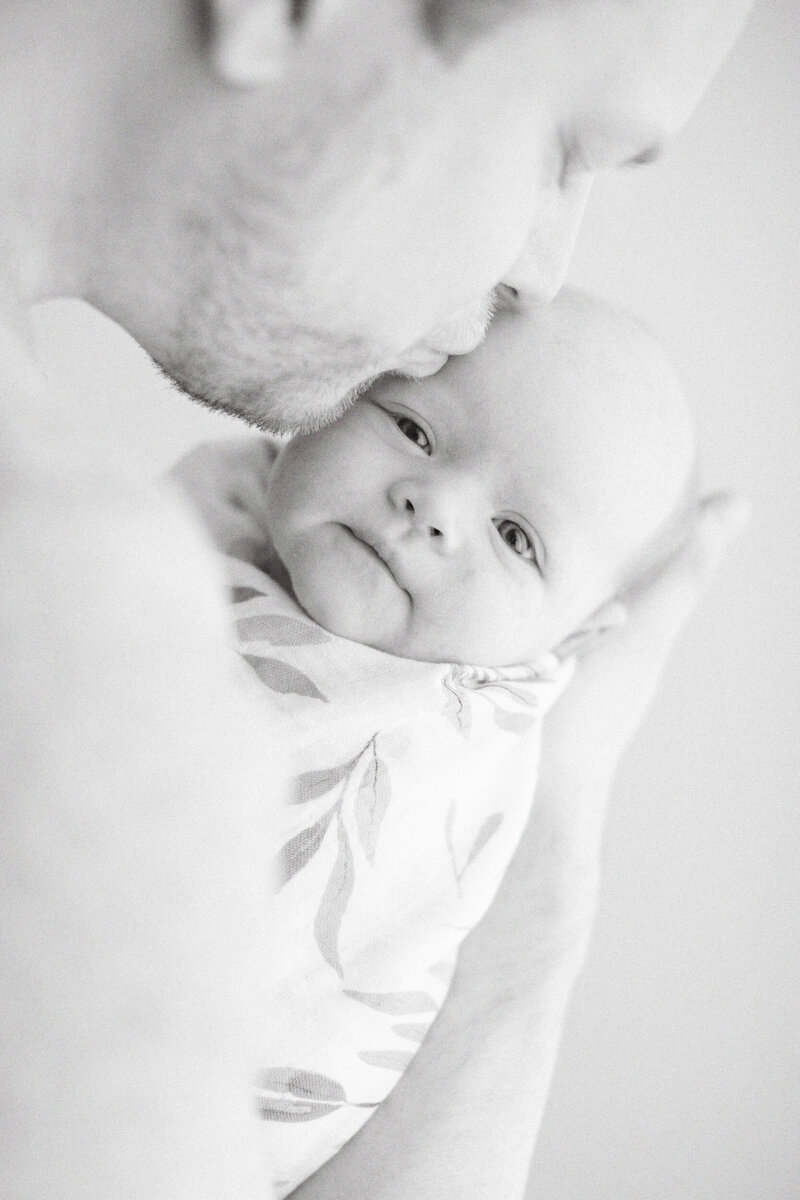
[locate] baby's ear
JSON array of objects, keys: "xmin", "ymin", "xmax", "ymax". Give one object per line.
[{"xmin": 552, "ymin": 599, "xmax": 628, "ymax": 661}]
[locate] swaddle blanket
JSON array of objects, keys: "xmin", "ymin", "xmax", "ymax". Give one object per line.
[{"xmin": 228, "ymin": 557, "xmax": 572, "ymax": 1197}]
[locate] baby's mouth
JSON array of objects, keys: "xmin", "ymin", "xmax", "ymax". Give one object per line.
[
  {"xmin": 343, "ymin": 525, "xmax": 391, "ymax": 572},
  {"xmin": 342, "ymin": 526, "xmax": 407, "ymax": 594}
]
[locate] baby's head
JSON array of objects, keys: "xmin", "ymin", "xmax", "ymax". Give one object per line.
[{"xmin": 265, "ymin": 289, "xmax": 697, "ymax": 666}]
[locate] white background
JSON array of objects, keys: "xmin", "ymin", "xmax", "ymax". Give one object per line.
[
  {"xmin": 31, "ymin": 2, "xmax": 799, "ymax": 1196},
  {"xmin": 534, "ymin": 3, "xmax": 800, "ymax": 1196}
]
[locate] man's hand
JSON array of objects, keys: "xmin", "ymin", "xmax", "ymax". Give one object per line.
[{"xmin": 540, "ymin": 491, "xmax": 750, "ymax": 813}]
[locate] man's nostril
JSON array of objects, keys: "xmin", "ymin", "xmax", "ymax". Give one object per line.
[
  {"xmin": 429, "ymin": 526, "xmax": 442, "ymax": 538},
  {"xmin": 405, "ymin": 498, "xmax": 415, "ymax": 513}
]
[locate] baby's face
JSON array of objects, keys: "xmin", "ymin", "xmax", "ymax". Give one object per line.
[{"xmin": 266, "ymin": 298, "xmax": 692, "ymax": 665}]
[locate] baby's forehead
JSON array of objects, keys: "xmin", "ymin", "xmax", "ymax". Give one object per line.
[
  {"xmin": 454, "ymin": 294, "xmax": 687, "ymax": 442},
  {"xmin": 439, "ymin": 315, "xmax": 619, "ymax": 447},
  {"xmin": 445, "ymin": 295, "xmax": 691, "ymax": 524}
]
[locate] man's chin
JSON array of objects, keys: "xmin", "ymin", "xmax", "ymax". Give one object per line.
[
  {"xmin": 261, "ymin": 374, "xmax": 379, "ymax": 436},
  {"xmin": 153, "ymin": 357, "xmax": 378, "ymax": 437}
]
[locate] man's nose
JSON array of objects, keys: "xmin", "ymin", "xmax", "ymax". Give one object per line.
[
  {"xmin": 388, "ymin": 479, "xmax": 463, "ymax": 551},
  {"xmin": 503, "ymin": 173, "xmax": 594, "ymax": 304}
]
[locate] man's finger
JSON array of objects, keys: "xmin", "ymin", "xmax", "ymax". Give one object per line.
[{"xmin": 621, "ymin": 491, "xmax": 750, "ymax": 653}]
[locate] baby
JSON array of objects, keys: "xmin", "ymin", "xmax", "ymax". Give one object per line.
[
  {"xmin": 169, "ymin": 288, "xmax": 696, "ymax": 1197},
  {"xmin": 178, "ymin": 287, "xmax": 695, "ymax": 668}
]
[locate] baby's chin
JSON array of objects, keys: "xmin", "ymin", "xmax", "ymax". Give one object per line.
[
  {"xmin": 382, "ymin": 613, "xmax": 550, "ymax": 668},
  {"xmin": 299, "ymin": 595, "xmax": 546, "ymax": 667},
  {"xmin": 292, "ymin": 586, "xmax": 440, "ymax": 663},
  {"xmin": 289, "ymin": 579, "xmax": 412, "ymax": 659},
  {"xmin": 289, "ymin": 556, "xmax": 550, "ymax": 666}
]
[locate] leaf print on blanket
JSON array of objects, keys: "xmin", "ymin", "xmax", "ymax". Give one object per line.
[
  {"xmin": 391, "ymin": 1022, "xmax": 429, "ymax": 1043},
  {"xmin": 284, "ymin": 737, "xmax": 396, "ymax": 972},
  {"xmin": 292, "ymin": 755, "xmax": 360, "ymax": 805},
  {"xmin": 236, "ymin": 612, "xmax": 331, "ymax": 646},
  {"xmin": 446, "ymin": 801, "xmax": 505, "ymax": 891},
  {"xmin": 343, "ymin": 989, "xmax": 439, "ymax": 1015},
  {"xmin": 358, "ymin": 1049, "xmax": 416, "ymax": 1072},
  {"xmin": 427, "ymin": 957, "xmax": 456, "ymax": 985},
  {"xmin": 242, "ymin": 654, "xmax": 327, "ymax": 701},
  {"xmin": 278, "ymin": 739, "xmax": 383, "ymax": 902},
  {"xmin": 354, "ymin": 744, "xmax": 391, "ymax": 864},
  {"xmin": 314, "ymin": 812, "xmax": 355, "ymax": 977},
  {"xmin": 465, "ymin": 812, "xmax": 504, "ymax": 870},
  {"xmin": 255, "ymin": 1068, "xmax": 379, "ymax": 1123},
  {"xmin": 279, "ymin": 807, "xmax": 337, "ymax": 885},
  {"xmin": 277, "ymin": 756, "xmax": 359, "ymax": 884},
  {"xmin": 345, "ymin": 991, "xmax": 441, "ymax": 1084},
  {"xmin": 485, "ymin": 680, "xmax": 542, "ymax": 706},
  {"xmin": 491, "ymin": 706, "xmax": 537, "ymax": 735}
]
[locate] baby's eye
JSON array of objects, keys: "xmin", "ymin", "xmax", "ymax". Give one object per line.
[
  {"xmin": 494, "ymin": 517, "xmax": 537, "ymax": 564},
  {"xmin": 394, "ymin": 415, "xmax": 431, "ymax": 454}
]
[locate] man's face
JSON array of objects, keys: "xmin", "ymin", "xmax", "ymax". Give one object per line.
[{"xmin": 105, "ymin": 0, "xmax": 750, "ymax": 432}]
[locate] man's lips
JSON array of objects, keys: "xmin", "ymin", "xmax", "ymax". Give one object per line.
[{"xmin": 391, "ymin": 302, "xmax": 493, "ymax": 378}]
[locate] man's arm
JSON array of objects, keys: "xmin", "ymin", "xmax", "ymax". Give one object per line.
[
  {"xmin": 0, "ymin": 433, "xmax": 278, "ymax": 1200},
  {"xmin": 290, "ymin": 493, "xmax": 748, "ymax": 1200}
]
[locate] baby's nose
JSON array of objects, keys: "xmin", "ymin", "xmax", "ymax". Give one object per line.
[
  {"xmin": 402, "ymin": 495, "xmax": 443, "ymax": 540},
  {"xmin": 390, "ymin": 481, "xmax": 461, "ymax": 549}
]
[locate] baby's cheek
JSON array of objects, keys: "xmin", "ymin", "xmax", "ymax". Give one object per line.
[
  {"xmin": 507, "ymin": 591, "xmax": 552, "ymax": 662},
  {"xmin": 466, "ymin": 574, "xmax": 542, "ymax": 664},
  {"xmin": 402, "ymin": 588, "xmax": 477, "ymax": 663},
  {"xmin": 292, "ymin": 532, "xmax": 407, "ymax": 652}
]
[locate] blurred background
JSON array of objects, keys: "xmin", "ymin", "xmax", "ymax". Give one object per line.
[{"xmin": 31, "ymin": 2, "xmax": 798, "ymax": 1196}]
